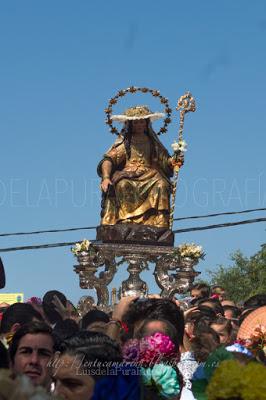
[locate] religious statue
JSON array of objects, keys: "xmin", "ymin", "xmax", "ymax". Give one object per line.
[
  {"xmin": 98, "ymin": 105, "xmax": 176, "ymax": 228},
  {"xmin": 72, "ymin": 87, "xmax": 200, "ymax": 305}
]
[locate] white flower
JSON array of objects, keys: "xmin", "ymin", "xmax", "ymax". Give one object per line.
[
  {"xmin": 178, "ymin": 140, "xmax": 187, "ymax": 152},
  {"xmin": 81, "ymin": 239, "xmax": 91, "ymax": 250},
  {"xmin": 195, "ymin": 245, "xmax": 202, "ymax": 252},
  {"xmin": 75, "ymin": 243, "xmax": 82, "ymax": 252},
  {"xmin": 171, "ymin": 140, "xmax": 187, "ymax": 153},
  {"xmin": 171, "ymin": 141, "xmax": 180, "ymax": 152},
  {"xmin": 177, "ymin": 242, "xmax": 204, "ymax": 259},
  {"xmin": 72, "ymin": 239, "xmax": 93, "ymax": 255}
]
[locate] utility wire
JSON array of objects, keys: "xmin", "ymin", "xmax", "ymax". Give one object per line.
[
  {"xmin": 172, "ymin": 217, "xmax": 266, "ymax": 234},
  {"xmin": 0, "ymin": 207, "xmax": 265, "ymax": 238},
  {"xmin": 0, "ymin": 241, "xmax": 82, "ymax": 253},
  {"xmin": 174, "ymin": 207, "xmax": 266, "ymax": 222},
  {"xmin": 0, "ymin": 217, "xmax": 265, "ymax": 253},
  {"xmin": 0, "ymin": 225, "xmax": 97, "ymax": 238}
]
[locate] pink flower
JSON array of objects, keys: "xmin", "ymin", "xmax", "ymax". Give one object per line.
[
  {"xmin": 122, "ymin": 339, "xmax": 141, "ymax": 362},
  {"xmin": 139, "ymin": 333, "xmax": 176, "ymax": 365},
  {"xmin": 26, "ymin": 297, "xmax": 42, "ymax": 305}
]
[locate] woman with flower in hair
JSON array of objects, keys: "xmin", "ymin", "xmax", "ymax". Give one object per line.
[
  {"xmin": 98, "ymin": 106, "xmax": 178, "ymax": 228},
  {"xmin": 122, "ymin": 328, "xmax": 183, "ymax": 399}
]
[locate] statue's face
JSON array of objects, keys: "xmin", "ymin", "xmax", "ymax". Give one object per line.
[{"xmin": 132, "ymin": 119, "xmax": 147, "ymax": 135}]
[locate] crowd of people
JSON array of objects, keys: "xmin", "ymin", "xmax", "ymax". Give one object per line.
[{"xmin": 0, "ymin": 285, "xmax": 265, "ymax": 399}]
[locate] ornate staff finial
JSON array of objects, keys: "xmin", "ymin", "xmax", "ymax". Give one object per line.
[
  {"xmin": 169, "ymin": 92, "xmax": 196, "ymax": 230},
  {"xmin": 176, "ymin": 92, "xmax": 196, "ymax": 141}
]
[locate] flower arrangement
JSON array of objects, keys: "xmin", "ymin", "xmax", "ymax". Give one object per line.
[
  {"xmin": 141, "ymin": 364, "xmax": 181, "ymax": 399},
  {"xmin": 122, "ymin": 338, "xmax": 141, "ymax": 362},
  {"xmin": 140, "ymin": 332, "xmax": 176, "ymax": 364},
  {"xmin": 177, "ymin": 243, "xmax": 205, "ymax": 260},
  {"xmin": 237, "ymin": 324, "xmax": 266, "ymax": 357},
  {"xmin": 171, "ymin": 139, "xmax": 187, "ymax": 153},
  {"xmin": 71, "ymin": 239, "xmax": 93, "ymax": 256},
  {"xmin": 170, "ymin": 140, "xmax": 187, "ymax": 173},
  {"xmin": 122, "ymin": 333, "xmax": 181, "ymax": 399},
  {"xmin": 122, "ymin": 332, "xmax": 177, "ymax": 364},
  {"xmin": 26, "ymin": 296, "xmax": 42, "ymax": 305},
  {"xmin": 206, "ymin": 359, "xmax": 266, "ymax": 400}
]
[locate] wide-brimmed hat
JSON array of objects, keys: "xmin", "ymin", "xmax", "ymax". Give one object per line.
[
  {"xmin": 237, "ymin": 306, "xmax": 266, "ymax": 339},
  {"xmin": 111, "ymin": 105, "xmax": 165, "ymax": 122}
]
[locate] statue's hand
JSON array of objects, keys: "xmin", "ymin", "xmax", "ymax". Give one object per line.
[{"xmin": 101, "ymin": 178, "xmax": 112, "ymax": 192}]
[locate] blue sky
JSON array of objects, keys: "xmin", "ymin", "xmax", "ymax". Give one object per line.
[{"xmin": 0, "ymin": 0, "xmax": 265, "ymax": 303}]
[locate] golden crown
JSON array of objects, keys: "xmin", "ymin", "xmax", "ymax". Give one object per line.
[{"xmin": 124, "ymin": 106, "xmax": 151, "ymax": 118}]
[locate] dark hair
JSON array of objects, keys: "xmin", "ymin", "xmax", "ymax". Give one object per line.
[
  {"xmin": 123, "ymin": 298, "xmax": 184, "ymax": 345},
  {"xmin": 57, "ymin": 331, "xmax": 122, "ymax": 378},
  {"xmin": 197, "ymin": 306, "xmax": 217, "ymax": 320},
  {"xmin": 198, "ymin": 298, "xmax": 224, "ymax": 316},
  {"xmin": 211, "ymin": 317, "xmax": 232, "ymax": 336},
  {"xmin": 123, "ymin": 121, "xmax": 133, "ymax": 159},
  {"xmin": 0, "ymin": 341, "xmax": 9, "ymax": 368},
  {"xmin": 81, "ymin": 309, "xmax": 110, "ymax": 330},
  {"xmin": 243, "ymin": 294, "xmax": 266, "ymax": 309},
  {"xmin": 135, "ymin": 318, "xmax": 180, "ymax": 348},
  {"xmin": 191, "ymin": 283, "xmax": 210, "ymax": 298},
  {"xmin": 123, "ymin": 120, "xmax": 151, "ymax": 160},
  {"xmin": 223, "ymin": 305, "xmax": 241, "ymax": 319},
  {"xmin": 0, "ymin": 303, "xmax": 43, "ymax": 334},
  {"xmin": 9, "ymin": 321, "xmax": 53, "ymax": 363},
  {"xmin": 191, "ymin": 324, "xmax": 220, "ymax": 362},
  {"xmin": 53, "ymin": 318, "xmax": 79, "ymax": 347},
  {"xmin": 186, "ymin": 306, "xmax": 217, "ymax": 324},
  {"xmin": 42, "ymin": 290, "xmax": 67, "ymax": 324}
]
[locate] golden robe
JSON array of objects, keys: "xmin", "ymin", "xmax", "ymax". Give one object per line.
[{"xmin": 98, "ymin": 133, "xmax": 173, "ymax": 227}]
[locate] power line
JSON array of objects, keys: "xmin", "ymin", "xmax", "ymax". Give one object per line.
[
  {"xmin": 173, "ymin": 207, "xmax": 266, "ymax": 222},
  {"xmin": 0, "ymin": 241, "xmax": 83, "ymax": 253},
  {"xmin": 0, "ymin": 217, "xmax": 265, "ymax": 253},
  {"xmin": 0, "ymin": 207, "xmax": 265, "ymax": 238},
  {"xmin": 173, "ymin": 217, "xmax": 266, "ymax": 234},
  {"xmin": 0, "ymin": 225, "xmax": 97, "ymax": 238}
]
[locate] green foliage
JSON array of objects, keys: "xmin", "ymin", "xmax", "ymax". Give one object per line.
[
  {"xmin": 207, "ymin": 360, "xmax": 266, "ymax": 400},
  {"xmin": 208, "ymin": 244, "xmax": 266, "ymax": 303}
]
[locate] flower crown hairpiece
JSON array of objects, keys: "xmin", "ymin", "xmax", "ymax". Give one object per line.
[
  {"xmin": 105, "ymin": 86, "xmax": 172, "ymax": 136},
  {"xmin": 122, "ymin": 332, "xmax": 177, "ymax": 364},
  {"xmin": 122, "ymin": 333, "xmax": 181, "ymax": 398}
]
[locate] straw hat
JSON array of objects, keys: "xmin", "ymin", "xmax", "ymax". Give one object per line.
[
  {"xmin": 237, "ymin": 306, "xmax": 266, "ymax": 339},
  {"xmin": 111, "ymin": 105, "xmax": 165, "ymax": 122}
]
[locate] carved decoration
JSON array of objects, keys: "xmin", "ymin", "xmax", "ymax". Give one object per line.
[{"xmin": 73, "ymin": 243, "xmax": 201, "ymax": 308}]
